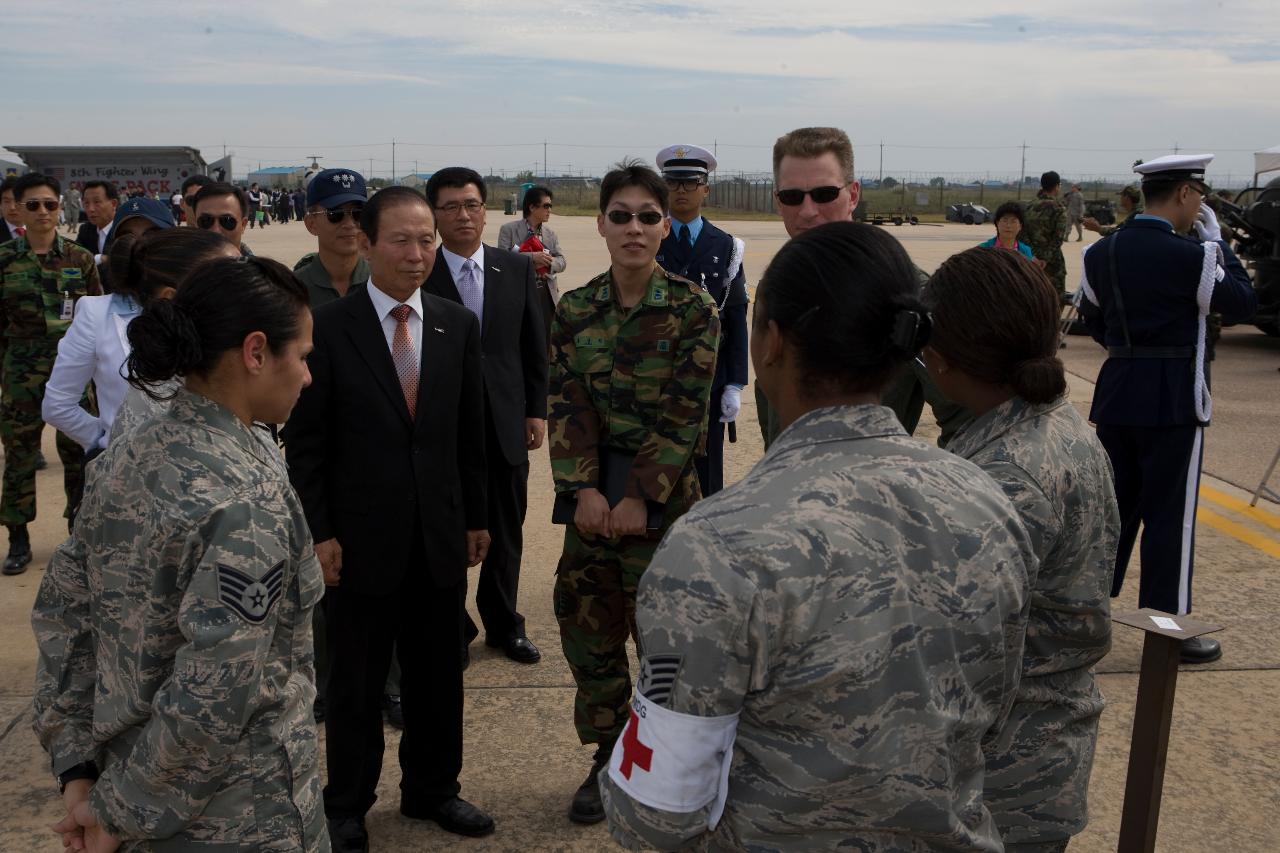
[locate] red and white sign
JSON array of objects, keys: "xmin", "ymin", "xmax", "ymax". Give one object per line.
[{"xmin": 58, "ymin": 163, "xmax": 196, "ymax": 196}]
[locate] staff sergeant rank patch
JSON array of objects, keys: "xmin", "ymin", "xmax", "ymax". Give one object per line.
[
  {"xmin": 217, "ymin": 560, "xmax": 286, "ymax": 623},
  {"xmin": 637, "ymin": 653, "xmax": 683, "ymax": 707}
]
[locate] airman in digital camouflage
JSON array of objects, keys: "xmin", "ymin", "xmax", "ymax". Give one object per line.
[
  {"xmin": 549, "ymin": 161, "xmax": 718, "ymax": 826},
  {"xmin": 925, "ymin": 247, "xmax": 1120, "ymax": 851},
  {"xmin": 31, "ymin": 256, "xmax": 327, "ymax": 851},
  {"xmin": 0, "ymin": 172, "xmax": 100, "ymax": 575},
  {"xmin": 601, "ymin": 222, "xmax": 1032, "ymax": 852},
  {"xmin": 1022, "ymin": 170, "xmax": 1068, "ymax": 298}
]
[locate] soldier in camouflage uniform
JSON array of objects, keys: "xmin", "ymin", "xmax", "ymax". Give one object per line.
[
  {"xmin": 601, "ymin": 222, "xmax": 1033, "ymax": 851},
  {"xmin": 0, "ymin": 173, "xmax": 100, "ymax": 574},
  {"xmin": 925, "ymin": 247, "xmax": 1120, "ymax": 851},
  {"xmin": 549, "ymin": 162, "xmax": 718, "ymax": 825},
  {"xmin": 1023, "ymin": 171, "xmax": 1069, "ymax": 299},
  {"xmin": 31, "ymin": 256, "xmax": 326, "ymax": 851}
]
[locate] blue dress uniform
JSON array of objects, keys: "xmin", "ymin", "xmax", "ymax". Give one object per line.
[
  {"xmin": 655, "ymin": 143, "xmax": 749, "ymax": 497},
  {"xmin": 1079, "ymin": 155, "xmax": 1255, "ymax": 639}
]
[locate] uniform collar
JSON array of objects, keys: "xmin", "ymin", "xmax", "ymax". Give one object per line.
[
  {"xmin": 671, "ymin": 215, "xmax": 704, "ymax": 246},
  {"xmin": 166, "ymin": 386, "xmax": 277, "ymax": 467},
  {"xmin": 767, "ymin": 403, "xmax": 907, "ymax": 459},
  {"xmin": 592, "ymin": 266, "xmax": 672, "ymax": 307},
  {"xmin": 947, "ymin": 396, "xmax": 1067, "ymax": 460},
  {"xmin": 16, "ymin": 233, "xmax": 66, "ymax": 257}
]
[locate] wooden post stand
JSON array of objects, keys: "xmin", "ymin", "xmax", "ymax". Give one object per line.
[{"xmin": 1112, "ymin": 609, "xmax": 1222, "ymax": 853}]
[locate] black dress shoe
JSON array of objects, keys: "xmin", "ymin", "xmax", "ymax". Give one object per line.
[
  {"xmin": 3, "ymin": 525, "xmax": 31, "ymax": 576},
  {"xmin": 569, "ymin": 754, "xmax": 611, "ymax": 824},
  {"xmin": 499, "ymin": 637, "xmax": 541, "ymax": 664},
  {"xmin": 383, "ymin": 693, "xmax": 404, "ymax": 730},
  {"xmin": 401, "ymin": 796, "xmax": 495, "ymax": 837},
  {"xmin": 327, "ymin": 816, "xmax": 369, "ymax": 853},
  {"xmin": 1181, "ymin": 636, "xmax": 1223, "ymax": 664}
]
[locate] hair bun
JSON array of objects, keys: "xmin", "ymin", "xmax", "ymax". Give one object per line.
[{"xmin": 1011, "ymin": 355, "xmax": 1067, "ymax": 404}]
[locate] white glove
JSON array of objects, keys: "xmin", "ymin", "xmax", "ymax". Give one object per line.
[
  {"xmin": 1194, "ymin": 202, "xmax": 1222, "ymax": 242},
  {"xmin": 720, "ymin": 385, "xmax": 742, "ymax": 423}
]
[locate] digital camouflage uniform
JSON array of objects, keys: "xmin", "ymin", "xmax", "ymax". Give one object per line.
[
  {"xmin": 1023, "ymin": 191, "xmax": 1068, "ymax": 297},
  {"xmin": 549, "ymin": 265, "xmax": 718, "ymax": 748},
  {"xmin": 0, "ymin": 234, "xmax": 99, "ymax": 524},
  {"xmin": 601, "ymin": 404, "xmax": 1034, "ymax": 851},
  {"xmin": 32, "ymin": 388, "xmax": 328, "ymax": 851},
  {"xmin": 948, "ymin": 396, "xmax": 1119, "ymax": 849}
]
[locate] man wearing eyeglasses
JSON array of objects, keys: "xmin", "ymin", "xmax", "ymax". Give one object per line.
[
  {"xmin": 424, "ymin": 167, "xmax": 548, "ymax": 669},
  {"xmin": 654, "ymin": 144, "xmax": 748, "ymax": 497},
  {"xmin": 0, "ymin": 173, "xmax": 100, "ymax": 574},
  {"xmin": 191, "ymin": 182, "xmax": 252, "ymax": 256},
  {"xmin": 497, "ymin": 185, "xmax": 565, "ymax": 342},
  {"xmin": 294, "ymin": 169, "xmax": 371, "ymax": 308},
  {"xmin": 756, "ymin": 127, "xmax": 970, "ymax": 450}
]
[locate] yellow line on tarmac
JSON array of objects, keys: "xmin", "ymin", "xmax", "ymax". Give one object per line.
[
  {"xmin": 1197, "ymin": 506, "xmax": 1280, "ymax": 560},
  {"xmin": 1199, "ymin": 485, "xmax": 1280, "ymax": 534}
]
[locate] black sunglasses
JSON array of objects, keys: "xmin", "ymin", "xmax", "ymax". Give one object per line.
[
  {"xmin": 309, "ymin": 206, "xmax": 363, "ymax": 224},
  {"xmin": 196, "ymin": 213, "xmax": 240, "ymax": 231},
  {"xmin": 23, "ymin": 199, "xmax": 59, "ymax": 212},
  {"xmin": 606, "ymin": 210, "xmax": 664, "ymax": 226},
  {"xmin": 775, "ymin": 185, "xmax": 846, "ymax": 206}
]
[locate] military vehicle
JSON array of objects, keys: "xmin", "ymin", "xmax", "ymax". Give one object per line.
[
  {"xmin": 1084, "ymin": 199, "xmax": 1115, "ymax": 225},
  {"xmin": 945, "ymin": 202, "xmax": 991, "ymax": 224},
  {"xmin": 1221, "ymin": 177, "xmax": 1280, "ymax": 336}
]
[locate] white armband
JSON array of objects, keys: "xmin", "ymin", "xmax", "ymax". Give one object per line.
[{"xmin": 607, "ymin": 692, "xmax": 739, "ymax": 830}]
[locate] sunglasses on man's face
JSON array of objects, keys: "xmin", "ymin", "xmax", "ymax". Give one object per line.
[
  {"xmin": 23, "ymin": 199, "xmax": 60, "ymax": 212},
  {"xmin": 309, "ymin": 207, "xmax": 363, "ymax": 224},
  {"xmin": 605, "ymin": 210, "xmax": 664, "ymax": 226},
  {"xmin": 774, "ymin": 185, "xmax": 846, "ymax": 206},
  {"xmin": 197, "ymin": 213, "xmax": 240, "ymax": 231}
]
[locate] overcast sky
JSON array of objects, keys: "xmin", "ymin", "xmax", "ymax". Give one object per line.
[{"xmin": 5, "ymin": 1, "xmax": 1278, "ymax": 184}]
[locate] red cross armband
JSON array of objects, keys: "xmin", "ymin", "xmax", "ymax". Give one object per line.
[{"xmin": 607, "ymin": 691, "xmax": 740, "ymax": 829}]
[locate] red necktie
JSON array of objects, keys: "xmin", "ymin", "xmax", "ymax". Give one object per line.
[
  {"xmin": 390, "ymin": 304, "xmax": 418, "ymax": 418},
  {"xmin": 15, "ymin": 226, "xmax": 24, "ymax": 237}
]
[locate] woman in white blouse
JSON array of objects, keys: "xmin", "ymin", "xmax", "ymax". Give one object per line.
[{"xmin": 42, "ymin": 228, "xmax": 238, "ymax": 454}]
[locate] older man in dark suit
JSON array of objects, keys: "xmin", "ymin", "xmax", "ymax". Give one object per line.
[
  {"xmin": 284, "ymin": 186, "xmax": 495, "ymax": 850},
  {"xmin": 424, "ymin": 167, "xmax": 548, "ymax": 665}
]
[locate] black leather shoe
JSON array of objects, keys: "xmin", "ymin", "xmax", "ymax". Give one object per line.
[
  {"xmin": 3, "ymin": 525, "xmax": 31, "ymax": 576},
  {"xmin": 569, "ymin": 755, "xmax": 610, "ymax": 824},
  {"xmin": 483, "ymin": 635, "xmax": 535, "ymax": 660},
  {"xmin": 327, "ymin": 816, "xmax": 369, "ymax": 853},
  {"xmin": 401, "ymin": 796, "xmax": 495, "ymax": 837},
  {"xmin": 1181, "ymin": 636, "xmax": 1223, "ymax": 664},
  {"xmin": 383, "ymin": 693, "xmax": 404, "ymax": 730}
]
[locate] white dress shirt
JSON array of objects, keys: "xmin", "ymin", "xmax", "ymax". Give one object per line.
[
  {"xmin": 440, "ymin": 244, "xmax": 485, "ymax": 297},
  {"xmin": 42, "ymin": 293, "xmax": 141, "ymax": 450},
  {"xmin": 96, "ymin": 224, "xmax": 111, "ymax": 253},
  {"xmin": 366, "ymin": 278, "xmax": 423, "ymax": 358}
]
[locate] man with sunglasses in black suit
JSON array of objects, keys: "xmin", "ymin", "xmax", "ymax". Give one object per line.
[
  {"xmin": 191, "ymin": 182, "xmax": 252, "ymax": 256},
  {"xmin": 295, "ymin": 169, "xmax": 371, "ymax": 308}
]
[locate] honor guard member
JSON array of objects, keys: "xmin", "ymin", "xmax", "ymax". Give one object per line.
[
  {"xmin": 549, "ymin": 161, "xmax": 718, "ymax": 826},
  {"xmin": 1079, "ymin": 153, "xmax": 1256, "ymax": 663},
  {"xmin": 654, "ymin": 144, "xmax": 748, "ymax": 496},
  {"xmin": 1023, "ymin": 170, "xmax": 1069, "ymax": 300},
  {"xmin": 1084, "ymin": 184, "xmax": 1143, "ymax": 237},
  {"xmin": 0, "ymin": 173, "xmax": 101, "ymax": 575}
]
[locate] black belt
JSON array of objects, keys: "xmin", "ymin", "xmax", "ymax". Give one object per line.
[{"xmin": 1107, "ymin": 346, "xmax": 1194, "ymax": 359}]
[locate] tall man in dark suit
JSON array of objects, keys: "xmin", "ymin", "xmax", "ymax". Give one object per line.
[
  {"xmin": 1, "ymin": 176, "xmax": 26, "ymax": 242},
  {"xmin": 654, "ymin": 144, "xmax": 749, "ymax": 496},
  {"xmin": 73, "ymin": 180, "xmax": 119, "ymax": 263},
  {"xmin": 284, "ymin": 186, "xmax": 497, "ymax": 849},
  {"xmin": 424, "ymin": 168, "xmax": 548, "ymax": 665}
]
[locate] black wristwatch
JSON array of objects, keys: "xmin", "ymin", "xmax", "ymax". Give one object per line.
[{"xmin": 57, "ymin": 761, "xmax": 99, "ymax": 793}]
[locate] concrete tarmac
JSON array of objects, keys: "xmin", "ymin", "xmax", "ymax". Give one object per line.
[{"xmin": 0, "ymin": 213, "xmax": 1277, "ymax": 851}]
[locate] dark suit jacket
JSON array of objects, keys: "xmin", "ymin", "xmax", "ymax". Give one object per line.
[
  {"xmin": 423, "ymin": 245, "xmax": 548, "ymax": 467},
  {"xmin": 283, "ymin": 283, "xmax": 487, "ymax": 595},
  {"xmin": 1081, "ymin": 218, "xmax": 1256, "ymax": 427},
  {"xmin": 74, "ymin": 222, "xmax": 103, "ymax": 255}
]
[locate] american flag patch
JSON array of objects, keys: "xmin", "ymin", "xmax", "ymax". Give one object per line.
[{"xmin": 637, "ymin": 654, "xmax": 683, "ymax": 707}]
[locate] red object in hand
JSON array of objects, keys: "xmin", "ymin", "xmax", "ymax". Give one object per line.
[{"xmin": 517, "ymin": 234, "xmax": 551, "ymax": 275}]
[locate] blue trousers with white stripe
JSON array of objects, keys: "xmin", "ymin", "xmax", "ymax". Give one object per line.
[{"xmin": 1096, "ymin": 423, "xmax": 1204, "ymax": 615}]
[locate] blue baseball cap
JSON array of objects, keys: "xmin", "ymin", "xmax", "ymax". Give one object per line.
[
  {"xmin": 110, "ymin": 196, "xmax": 176, "ymax": 232},
  {"xmin": 307, "ymin": 169, "xmax": 368, "ymax": 209}
]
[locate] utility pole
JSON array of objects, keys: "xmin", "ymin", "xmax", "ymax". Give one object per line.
[
  {"xmin": 1173, "ymin": 141, "xmax": 1180, "ymax": 154},
  {"xmin": 714, "ymin": 139, "xmax": 718, "ymax": 161},
  {"xmin": 222, "ymin": 141, "xmax": 227, "ymax": 159},
  {"xmin": 1017, "ymin": 141, "xmax": 1027, "ymax": 201},
  {"xmin": 879, "ymin": 141, "xmax": 884, "ymax": 184},
  {"xmin": 369, "ymin": 158, "xmax": 374, "ymax": 179},
  {"xmin": 543, "ymin": 140, "xmax": 548, "ymax": 180},
  {"xmin": 391, "ymin": 138, "xmax": 396, "ymax": 185}
]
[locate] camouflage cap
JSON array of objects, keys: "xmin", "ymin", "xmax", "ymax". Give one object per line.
[{"xmin": 1118, "ymin": 185, "xmax": 1141, "ymax": 201}]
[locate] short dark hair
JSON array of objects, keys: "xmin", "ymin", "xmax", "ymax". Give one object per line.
[
  {"xmin": 754, "ymin": 221, "xmax": 927, "ymax": 397},
  {"xmin": 193, "ymin": 182, "xmax": 248, "ymax": 217},
  {"xmin": 926, "ymin": 248, "xmax": 1066, "ymax": 404},
  {"xmin": 359, "ymin": 186, "xmax": 429, "ymax": 244},
  {"xmin": 127, "ymin": 256, "xmax": 308, "ymax": 393},
  {"xmin": 1141, "ymin": 180, "xmax": 1199, "ymax": 207},
  {"xmin": 13, "ymin": 172, "xmax": 60, "ymax": 200},
  {"xmin": 82, "ymin": 180, "xmax": 119, "ymax": 201},
  {"xmin": 424, "ymin": 167, "xmax": 487, "ymax": 208},
  {"xmin": 993, "ymin": 201, "xmax": 1025, "ymax": 227},
  {"xmin": 0, "ymin": 175, "xmax": 19, "ymax": 199},
  {"xmin": 106, "ymin": 227, "xmax": 231, "ymax": 303},
  {"xmin": 1040, "ymin": 171, "xmax": 1061, "ymax": 191},
  {"xmin": 181, "ymin": 174, "xmax": 213, "ymax": 197},
  {"xmin": 598, "ymin": 160, "xmax": 667, "ymax": 213},
  {"xmin": 522, "ymin": 185, "xmax": 553, "ymax": 217}
]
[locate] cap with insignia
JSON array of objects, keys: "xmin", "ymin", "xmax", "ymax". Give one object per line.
[
  {"xmin": 1134, "ymin": 154, "xmax": 1213, "ymax": 193},
  {"xmin": 109, "ymin": 196, "xmax": 175, "ymax": 233},
  {"xmin": 306, "ymin": 168, "xmax": 368, "ymax": 209},
  {"xmin": 656, "ymin": 144, "xmax": 717, "ymax": 180}
]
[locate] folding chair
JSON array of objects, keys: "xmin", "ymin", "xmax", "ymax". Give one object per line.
[
  {"xmin": 1059, "ymin": 289, "xmax": 1084, "ymax": 347},
  {"xmin": 1251, "ymin": 441, "xmax": 1280, "ymax": 507}
]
